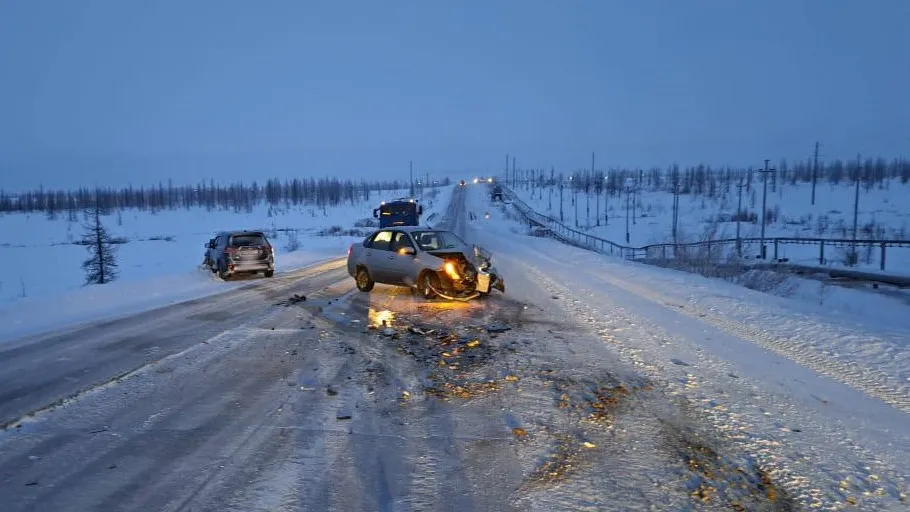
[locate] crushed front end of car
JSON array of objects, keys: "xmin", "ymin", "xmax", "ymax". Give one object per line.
[{"xmin": 425, "ymin": 245, "xmax": 505, "ymax": 301}]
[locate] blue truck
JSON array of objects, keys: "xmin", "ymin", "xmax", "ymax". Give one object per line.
[{"xmin": 373, "ymin": 198, "xmax": 423, "ymax": 228}]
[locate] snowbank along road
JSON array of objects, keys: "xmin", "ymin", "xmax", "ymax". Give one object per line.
[{"xmin": 0, "ymin": 185, "xmax": 907, "ymax": 511}]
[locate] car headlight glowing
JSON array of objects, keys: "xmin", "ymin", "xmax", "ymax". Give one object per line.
[{"xmin": 444, "ymin": 261, "xmax": 460, "ymax": 280}]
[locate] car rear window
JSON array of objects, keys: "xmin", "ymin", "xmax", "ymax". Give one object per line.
[{"xmin": 231, "ymin": 234, "xmax": 266, "ymax": 247}]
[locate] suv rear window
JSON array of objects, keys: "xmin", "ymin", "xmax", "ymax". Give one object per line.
[{"xmin": 231, "ymin": 234, "xmax": 267, "ymax": 247}]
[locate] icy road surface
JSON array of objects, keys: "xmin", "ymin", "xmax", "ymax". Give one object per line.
[{"xmin": 0, "ymin": 185, "xmax": 907, "ymax": 511}]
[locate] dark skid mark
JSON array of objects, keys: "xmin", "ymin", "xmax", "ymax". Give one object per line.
[
  {"xmin": 658, "ymin": 416, "xmax": 800, "ymax": 510},
  {"xmin": 185, "ymin": 310, "xmax": 236, "ymax": 322}
]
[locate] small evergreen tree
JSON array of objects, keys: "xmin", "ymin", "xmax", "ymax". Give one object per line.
[{"xmin": 81, "ymin": 203, "xmax": 118, "ymax": 285}]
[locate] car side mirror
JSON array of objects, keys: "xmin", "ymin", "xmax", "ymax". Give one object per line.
[
  {"xmin": 398, "ymin": 246, "xmax": 416, "ymax": 256},
  {"xmin": 206, "ymin": 239, "xmax": 214, "ymax": 248},
  {"xmin": 417, "ymin": 205, "xmax": 423, "ymax": 215}
]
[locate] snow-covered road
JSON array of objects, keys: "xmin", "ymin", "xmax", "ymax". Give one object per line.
[
  {"xmin": 464, "ymin": 184, "xmax": 910, "ymax": 510},
  {"xmin": 0, "ymin": 185, "xmax": 907, "ymax": 511}
]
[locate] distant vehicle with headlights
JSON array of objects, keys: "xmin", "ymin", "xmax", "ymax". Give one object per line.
[
  {"xmin": 373, "ymin": 198, "xmax": 422, "ymax": 228},
  {"xmin": 346, "ymin": 227, "xmax": 505, "ymax": 300}
]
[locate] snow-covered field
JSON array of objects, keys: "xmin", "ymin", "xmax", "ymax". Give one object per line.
[
  {"xmin": 501, "ymin": 176, "xmax": 910, "ymax": 275},
  {"xmin": 2, "ymin": 182, "xmax": 909, "ymax": 509},
  {"xmin": 466, "ymin": 185, "xmax": 910, "ymax": 509},
  {"xmin": 0, "ymin": 184, "xmax": 454, "ymax": 341}
]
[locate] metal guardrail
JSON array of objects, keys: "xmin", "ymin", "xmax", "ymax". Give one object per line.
[{"xmin": 499, "ymin": 185, "xmax": 910, "ymax": 275}]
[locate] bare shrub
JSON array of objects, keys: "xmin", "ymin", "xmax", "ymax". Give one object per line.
[
  {"xmin": 354, "ymin": 218, "xmax": 378, "ymax": 228},
  {"xmin": 671, "ymin": 221, "xmax": 729, "ymax": 275},
  {"xmin": 285, "ymin": 230, "xmax": 301, "ymax": 252},
  {"xmin": 815, "ymin": 215, "xmax": 829, "ymax": 236},
  {"xmin": 317, "ymin": 226, "xmax": 369, "ymax": 237},
  {"xmin": 733, "ymin": 269, "xmax": 796, "ymax": 295},
  {"xmin": 834, "ymin": 246, "xmax": 859, "ymax": 266}
]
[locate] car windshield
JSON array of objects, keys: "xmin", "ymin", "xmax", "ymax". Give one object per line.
[
  {"xmin": 231, "ymin": 234, "xmax": 266, "ymax": 247},
  {"xmin": 411, "ymin": 230, "xmax": 466, "ymax": 251}
]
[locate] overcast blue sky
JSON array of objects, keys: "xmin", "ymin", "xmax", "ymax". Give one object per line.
[{"xmin": 1, "ymin": 0, "xmax": 907, "ymax": 190}]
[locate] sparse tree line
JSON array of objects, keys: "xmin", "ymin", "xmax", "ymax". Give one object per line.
[
  {"xmin": 500, "ymin": 154, "xmax": 910, "ymax": 272},
  {"xmin": 0, "ymin": 175, "xmax": 452, "ymax": 287},
  {"xmin": 0, "ymin": 176, "xmax": 452, "ymax": 217},
  {"xmin": 501, "ymin": 155, "xmax": 910, "ymax": 201}
]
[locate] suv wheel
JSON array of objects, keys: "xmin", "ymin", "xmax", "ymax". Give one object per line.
[{"xmin": 264, "ymin": 269, "xmax": 274, "ymax": 278}]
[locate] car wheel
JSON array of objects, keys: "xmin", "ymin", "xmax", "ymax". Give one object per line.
[
  {"xmin": 355, "ymin": 267, "xmax": 375, "ymax": 292},
  {"xmin": 418, "ymin": 271, "xmax": 439, "ymax": 299},
  {"xmin": 264, "ymin": 269, "xmax": 274, "ymax": 278},
  {"xmin": 217, "ymin": 261, "xmax": 230, "ymax": 280}
]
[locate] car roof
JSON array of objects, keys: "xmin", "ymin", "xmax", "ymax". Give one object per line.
[
  {"xmin": 216, "ymin": 230, "xmax": 266, "ymax": 236},
  {"xmin": 383, "ymin": 226, "xmax": 447, "ymax": 232}
]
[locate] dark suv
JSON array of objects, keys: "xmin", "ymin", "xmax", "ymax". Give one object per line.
[{"xmin": 203, "ymin": 230, "xmax": 275, "ymax": 279}]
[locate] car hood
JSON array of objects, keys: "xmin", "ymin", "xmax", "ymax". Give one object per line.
[{"xmin": 427, "ymin": 244, "xmax": 494, "ymax": 267}]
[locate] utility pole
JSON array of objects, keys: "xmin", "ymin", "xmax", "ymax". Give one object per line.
[
  {"xmin": 811, "ymin": 141, "xmax": 819, "ymax": 205},
  {"xmin": 586, "ymin": 152, "xmax": 593, "ymax": 227},
  {"xmin": 559, "ymin": 176, "xmax": 564, "ymax": 222},
  {"xmin": 852, "ymin": 153, "xmax": 861, "ymax": 264},
  {"xmin": 548, "ymin": 166, "xmax": 553, "ymax": 212},
  {"xmin": 625, "ymin": 178, "xmax": 632, "ymax": 243},
  {"xmin": 409, "ymin": 160, "xmax": 414, "ymax": 197},
  {"xmin": 573, "ymin": 174, "xmax": 579, "ymax": 227},
  {"xmin": 604, "ymin": 172, "xmax": 609, "ymax": 225},
  {"xmin": 505, "ymin": 154, "xmax": 509, "ymax": 186},
  {"xmin": 758, "ymin": 159, "xmax": 776, "ymax": 259},
  {"xmin": 672, "ymin": 179, "xmax": 679, "ymax": 244},
  {"xmin": 512, "ymin": 156, "xmax": 516, "ymax": 188},
  {"xmin": 736, "ymin": 174, "xmax": 745, "ymax": 257}
]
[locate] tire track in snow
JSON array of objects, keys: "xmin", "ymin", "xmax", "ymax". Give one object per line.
[
  {"xmin": 520, "ymin": 259, "xmax": 910, "ymax": 510},
  {"xmin": 515, "ymin": 262, "xmax": 856, "ymax": 510},
  {"xmin": 588, "ymin": 264, "xmax": 910, "ymax": 416}
]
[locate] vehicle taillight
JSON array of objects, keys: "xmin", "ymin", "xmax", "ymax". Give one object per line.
[{"xmin": 225, "ymin": 247, "xmax": 237, "ymax": 256}]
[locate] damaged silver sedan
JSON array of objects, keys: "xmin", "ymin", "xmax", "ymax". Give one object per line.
[{"xmin": 347, "ymin": 226, "xmax": 505, "ymax": 301}]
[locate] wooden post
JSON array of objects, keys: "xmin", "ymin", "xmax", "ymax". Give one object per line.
[
  {"xmin": 881, "ymin": 243, "xmax": 886, "ymax": 271},
  {"xmin": 819, "ymin": 241, "xmax": 825, "ymax": 265}
]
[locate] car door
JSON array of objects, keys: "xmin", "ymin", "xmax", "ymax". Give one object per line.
[
  {"xmin": 386, "ymin": 231, "xmax": 419, "ymax": 285},
  {"xmin": 364, "ymin": 230, "xmax": 394, "ymax": 282}
]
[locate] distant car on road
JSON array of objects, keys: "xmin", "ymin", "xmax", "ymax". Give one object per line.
[
  {"xmin": 346, "ymin": 226, "xmax": 504, "ymax": 300},
  {"xmin": 491, "ymin": 185, "xmax": 503, "ymax": 201},
  {"xmin": 203, "ymin": 230, "xmax": 275, "ymax": 280}
]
